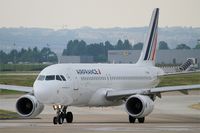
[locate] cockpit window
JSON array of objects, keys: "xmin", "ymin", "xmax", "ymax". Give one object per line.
[
  {"xmin": 45, "ymin": 75, "xmax": 55, "ymax": 80},
  {"xmin": 56, "ymin": 75, "xmax": 62, "ymax": 81},
  {"xmin": 60, "ymin": 75, "xmax": 66, "ymax": 81},
  {"xmin": 38, "ymin": 75, "xmax": 66, "ymax": 81},
  {"xmin": 37, "ymin": 75, "xmax": 45, "ymax": 81}
]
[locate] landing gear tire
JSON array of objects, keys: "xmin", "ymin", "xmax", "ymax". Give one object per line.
[
  {"xmin": 58, "ymin": 115, "xmax": 64, "ymax": 124},
  {"xmin": 129, "ymin": 115, "xmax": 136, "ymax": 123},
  {"xmin": 53, "ymin": 117, "xmax": 58, "ymax": 125},
  {"xmin": 138, "ymin": 117, "xmax": 145, "ymax": 123},
  {"xmin": 53, "ymin": 105, "xmax": 74, "ymax": 125},
  {"xmin": 66, "ymin": 112, "xmax": 73, "ymax": 123}
]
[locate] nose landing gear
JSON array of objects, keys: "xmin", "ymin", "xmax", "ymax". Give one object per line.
[{"xmin": 53, "ymin": 105, "xmax": 73, "ymax": 125}]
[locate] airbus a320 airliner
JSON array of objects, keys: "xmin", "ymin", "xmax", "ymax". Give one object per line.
[{"xmin": 0, "ymin": 8, "xmax": 200, "ymax": 124}]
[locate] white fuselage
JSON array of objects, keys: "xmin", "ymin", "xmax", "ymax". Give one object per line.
[{"xmin": 33, "ymin": 63, "xmax": 164, "ymax": 107}]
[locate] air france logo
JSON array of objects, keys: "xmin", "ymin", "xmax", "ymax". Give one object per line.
[{"xmin": 76, "ymin": 69, "xmax": 101, "ymax": 75}]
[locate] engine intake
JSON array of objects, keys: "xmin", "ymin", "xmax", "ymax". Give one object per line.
[
  {"xmin": 16, "ymin": 94, "xmax": 44, "ymax": 118},
  {"xmin": 125, "ymin": 95, "xmax": 154, "ymax": 118}
]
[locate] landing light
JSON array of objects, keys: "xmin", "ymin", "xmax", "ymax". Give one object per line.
[
  {"xmin": 53, "ymin": 105, "xmax": 62, "ymax": 110},
  {"xmin": 53, "ymin": 105, "xmax": 57, "ymax": 110}
]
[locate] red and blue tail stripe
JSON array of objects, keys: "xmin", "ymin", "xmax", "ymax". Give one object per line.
[
  {"xmin": 137, "ymin": 8, "xmax": 159, "ymax": 66},
  {"xmin": 144, "ymin": 9, "xmax": 159, "ymax": 61}
]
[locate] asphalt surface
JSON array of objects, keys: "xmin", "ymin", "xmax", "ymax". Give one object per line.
[{"xmin": 0, "ymin": 94, "xmax": 200, "ymax": 133}]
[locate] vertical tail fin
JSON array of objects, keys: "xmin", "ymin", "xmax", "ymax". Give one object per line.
[{"xmin": 137, "ymin": 8, "xmax": 159, "ymax": 66}]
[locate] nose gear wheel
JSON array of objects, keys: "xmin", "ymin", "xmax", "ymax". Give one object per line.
[{"xmin": 52, "ymin": 105, "xmax": 73, "ymax": 125}]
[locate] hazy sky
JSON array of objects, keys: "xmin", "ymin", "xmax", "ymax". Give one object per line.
[{"xmin": 0, "ymin": 0, "xmax": 200, "ymax": 29}]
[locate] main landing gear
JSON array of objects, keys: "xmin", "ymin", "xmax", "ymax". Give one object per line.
[
  {"xmin": 53, "ymin": 105, "xmax": 73, "ymax": 125},
  {"xmin": 129, "ymin": 115, "xmax": 145, "ymax": 123}
]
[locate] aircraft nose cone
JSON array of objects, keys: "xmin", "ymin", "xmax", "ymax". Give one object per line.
[{"xmin": 34, "ymin": 82, "xmax": 48, "ymax": 103}]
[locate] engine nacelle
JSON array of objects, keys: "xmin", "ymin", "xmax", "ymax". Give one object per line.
[
  {"xmin": 16, "ymin": 94, "xmax": 44, "ymax": 118},
  {"xmin": 125, "ymin": 95, "xmax": 154, "ymax": 118}
]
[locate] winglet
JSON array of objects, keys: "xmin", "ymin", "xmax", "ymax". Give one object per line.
[{"xmin": 137, "ymin": 8, "xmax": 159, "ymax": 66}]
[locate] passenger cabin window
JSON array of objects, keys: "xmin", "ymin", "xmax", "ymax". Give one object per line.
[
  {"xmin": 45, "ymin": 75, "xmax": 55, "ymax": 81},
  {"xmin": 60, "ymin": 75, "xmax": 66, "ymax": 81},
  {"xmin": 56, "ymin": 75, "xmax": 62, "ymax": 81},
  {"xmin": 37, "ymin": 75, "xmax": 45, "ymax": 81}
]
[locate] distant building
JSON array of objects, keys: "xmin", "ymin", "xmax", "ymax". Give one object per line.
[
  {"xmin": 58, "ymin": 55, "xmax": 94, "ymax": 63},
  {"xmin": 108, "ymin": 49, "xmax": 200, "ymax": 67},
  {"xmin": 108, "ymin": 50, "xmax": 140, "ymax": 64}
]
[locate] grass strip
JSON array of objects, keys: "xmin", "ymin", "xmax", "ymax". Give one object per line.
[
  {"xmin": 189, "ymin": 103, "xmax": 200, "ymax": 110},
  {"xmin": 0, "ymin": 109, "xmax": 19, "ymax": 119}
]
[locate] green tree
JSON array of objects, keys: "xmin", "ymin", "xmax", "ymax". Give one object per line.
[
  {"xmin": 40, "ymin": 47, "xmax": 57, "ymax": 62},
  {"xmin": 63, "ymin": 40, "xmax": 87, "ymax": 56},
  {"xmin": 86, "ymin": 43, "xmax": 106, "ymax": 62},
  {"xmin": 115, "ymin": 39, "xmax": 132, "ymax": 50},
  {"xmin": 0, "ymin": 47, "xmax": 57, "ymax": 64},
  {"xmin": 26, "ymin": 48, "xmax": 34, "ymax": 63},
  {"xmin": 62, "ymin": 49, "xmax": 68, "ymax": 55},
  {"xmin": 47, "ymin": 52, "xmax": 58, "ymax": 62},
  {"xmin": 0, "ymin": 50, "xmax": 8, "ymax": 64},
  {"xmin": 105, "ymin": 41, "xmax": 114, "ymax": 58},
  {"xmin": 194, "ymin": 44, "xmax": 200, "ymax": 49},
  {"xmin": 176, "ymin": 44, "xmax": 191, "ymax": 49},
  {"xmin": 159, "ymin": 41, "xmax": 170, "ymax": 50},
  {"xmin": 31, "ymin": 47, "xmax": 40, "ymax": 62},
  {"xmin": 18, "ymin": 48, "xmax": 27, "ymax": 62},
  {"xmin": 115, "ymin": 39, "xmax": 124, "ymax": 50},
  {"xmin": 78, "ymin": 40, "xmax": 87, "ymax": 55},
  {"xmin": 123, "ymin": 40, "xmax": 132, "ymax": 50},
  {"xmin": 64, "ymin": 40, "xmax": 73, "ymax": 55},
  {"xmin": 8, "ymin": 49, "xmax": 18, "ymax": 63},
  {"xmin": 133, "ymin": 42, "xmax": 143, "ymax": 50},
  {"xmin": 105, "ymin": 41, "xmax": 114, "ymax": 50}
]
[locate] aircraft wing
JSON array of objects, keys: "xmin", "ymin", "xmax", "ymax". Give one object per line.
[
  {"xmin": 106, "ymin": 84, "xmax": 200, "ymax": 100},
  {"xmin": 0, "ymin": 84, "xmax": 33, "ymax": 93}
]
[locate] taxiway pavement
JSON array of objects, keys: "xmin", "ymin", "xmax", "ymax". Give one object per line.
[{"xmin": 0, "ymin": 94, "xmax": 200, "ymax": 133}]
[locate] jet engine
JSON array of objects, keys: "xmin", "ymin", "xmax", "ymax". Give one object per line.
[
  {"xmin": 16, "ymin": 94, "xmax": 44, "ymax": 118},
  {"xmin": 125, "ymin": 95, "xmax": 154, "ymax": 118}
]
